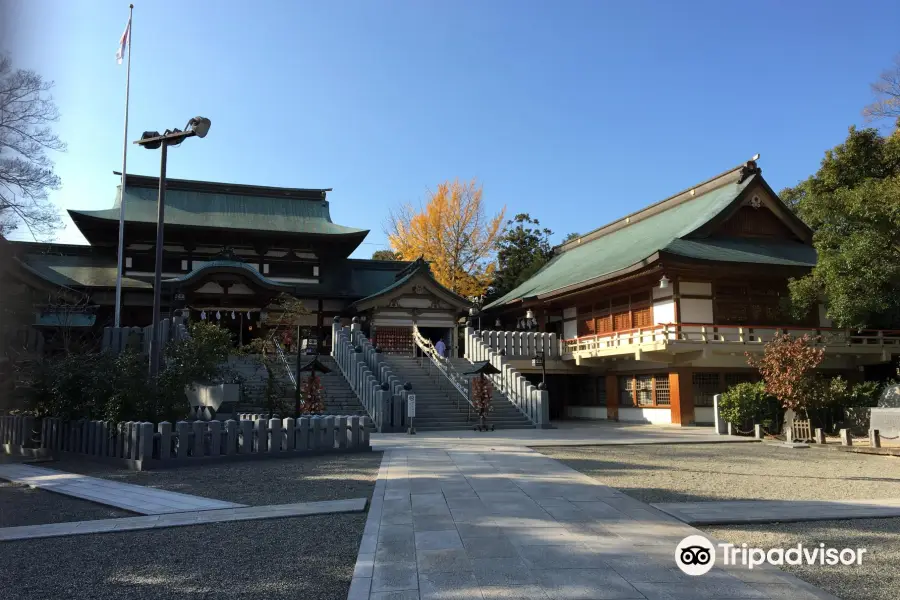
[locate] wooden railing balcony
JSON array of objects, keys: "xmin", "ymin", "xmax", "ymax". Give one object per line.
[{"xmin": 561, "ymin": 323, "xmax": 900, "ymax": 360}]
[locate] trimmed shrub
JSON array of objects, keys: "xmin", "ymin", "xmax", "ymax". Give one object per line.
[{"xmin": 718, "ymin": 381, "xmax": 781, "ymax": 432}]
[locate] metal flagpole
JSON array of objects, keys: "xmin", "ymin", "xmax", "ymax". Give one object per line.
[{"xmin": 114, "ymin": 4, "xmax": 134, "ymax": 327}]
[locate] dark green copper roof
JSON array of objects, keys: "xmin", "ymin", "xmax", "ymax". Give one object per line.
[
  {"xmin": 485, "ymin": 165, "xmax": 815, "ymax": 310},
  {"xmin": 17, "ymin": 254, "xmax": 151, "ymax": 289},
  {"xmin": 68, "ymin": 175, "xmax": 368, "ymax": 237}
]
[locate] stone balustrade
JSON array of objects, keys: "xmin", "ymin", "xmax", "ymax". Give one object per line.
[
  {"xmin": 331, "ymin": 319, "xmax": 407, "ymax": 432},
  {"xmin": 464, "ymin": 327, "xmax": 550, "ymax": 428},
  {"xmin": 476, "ymin": 329, "xmax": 562, "ymax": 359},
  {"xmin": 23, "ymin": 414, "xmax": 372, "ymax": 470}
]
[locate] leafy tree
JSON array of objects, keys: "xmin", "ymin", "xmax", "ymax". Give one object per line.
[
  {"xmin": 782, "ymin": 126, "xmax": 900, "ymax": 328},
  {"xmin": 747, "ymin": 333, "xmax": 824, "ymax": 418},
  {"xmin": 562, "ymin": 232, "xmax": 581, "ymax": 243},
  {"xmin": 863, "ymin": 54, "xmax": 900, "ymax": 126},
  {"xmin": 0, "ymin": 54, "xmax": 66, "ymax": 239},
  {"xmin": 488, "ymin": 214, "xmax": 554, "ymax": 301},
  {"xmin": 718, "ymin": 381, "xmax": 779, "ymax": 431},
  {"xmin": 386, "ymin": 179, "xmax": 505, "ymax": 297},
  {"xmin": 372, "ymin": 249, "xmax": 400, "ymax": 261}
]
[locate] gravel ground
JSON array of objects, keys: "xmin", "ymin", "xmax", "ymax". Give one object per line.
[
  {"xmin": 540, "ymin": 443, "xmax": 900, "ymax": 600},
  {"xmin": 54, "ymin": 451, "xmax": 383, "ymax": 506},
  {"xmin": 707, "ymin": 518, "xmax": 900, "ymax": 600},
  {"xmin": 0, "ymin": 481, "xmax": 131, "ymax": 527},
  {"xmin": 539, "ymin": 442, "xmax": 900, "ymax": 504},
  {"xmin": 0, "ymin": 512, "xmax": 366, "ymax": 600}
]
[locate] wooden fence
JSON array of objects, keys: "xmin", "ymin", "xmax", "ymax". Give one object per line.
[{"xmin": 2, "ymin": 414, "xmax": 372, "ymax": 470}]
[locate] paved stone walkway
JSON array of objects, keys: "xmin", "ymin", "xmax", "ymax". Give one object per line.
[
  {"xmin": 653, "ymin": 498, "xmax": 900, "ymax": 525},
  {"xmin": 0, "ymin": 497, "xmax": 368, "ymax": 541},
  {"xmin": 0, "ymin": 464, "xmax": 244, "ymax": 515},
  {"xmin": 349, "ymin": 447, "xmax": 839, "ymax": 600}
]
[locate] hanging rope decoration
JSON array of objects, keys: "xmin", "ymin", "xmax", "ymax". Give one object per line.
[
  {"xmin": 200, "ymin": 310, "xmax": 207, "ymax": 320},
  {"xmin": 216, "ymin": 311, "xmax": 221, "ymax": 320},
  {"xmin": 231, "ymin": 311, "xmax": 236, "ymax": 319}
]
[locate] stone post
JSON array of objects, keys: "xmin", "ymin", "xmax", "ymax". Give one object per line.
[
  {"xmin": 298, "ymin": 416, "xmax": 310, "ymax": 451},
  {"xmin": 239, "ymin": 419, "xmax": 253, "ymax": 453},
  {"xmin": 255, "ymin": 418, "xmax": 268, "ymax": 453},
  {"xmin": 176, "ymin": 421, "xmax": 190, "ymax": 459},
  {"xmin": 159, "ymin": 422, "xmax": 173, "ymax": 459},
  {"xmin": 283, "ymin": 418, "xmax": 296, "ymax": 451},
  {"xmin": 323, "ymin": 416, "xmax": 335, "ymax": 449},
  {"xmin": 138, "ymin": 422, "xmax": 154, "ymax": 461},
  {"xmin": 754, "ymin": 424, "xmax": 762, "ymax": 440},
  {"xmin": 726, "ymin": 422, "xmax": 734, "ymax": 436},
  {"xmin": 712, "ymin": 394, "xmax": 727, "ymax": 435},
  {"xmin": 129, "ymin": 422, "xmax": 140, "ymax": 459},
  {"xmin": 310, "ymin": 416, "xmax": 322, "ymax": 450},
  {"xmin": 224, "ymin": 420, "xmax": 238, "ymax": 455},
  {"xmin": 814, "ymin": 428, "xmax": 825, "ymax": 445},
  {"xmin": 840, "ymin": 428, "xmax": 852, "ymax": 446},
  {"xmin": 208, "ymin": 421, "xmax": 222, "ymax": 456},
  {"xmin": 870, "ymin": 429, "xmax": 881, "ymax": 448},
  {"xmin": 192, "ymin": 421, "xmax": 205, "ymax": 457},
  {"xmin": 269, "ymin": 418, "xmax": 282, "ymax": 452},
  {"xmin": 349, "ymin": 416, "xmax": 361, "ymax": 447},
  {"xmin": 337, "ymin": 416, "xmax": 348, "ymax": 448}
]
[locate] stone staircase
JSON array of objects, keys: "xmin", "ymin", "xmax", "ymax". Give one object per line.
[
  {"xmin": 383, "ymin": 355, "xmax": 534, "ymax": 432},
  {"xmin": 223, "ymin": 354, "xmax": 367, "ymax": 417}
]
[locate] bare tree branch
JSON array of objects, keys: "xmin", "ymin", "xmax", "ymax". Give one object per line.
[
  {"xmin": 863, "ymin": 54, "xmax": 900, "ymax": 125},
  {"xmin": 0, "ymin": 53, "xmax": 65, "ymax": 239}
]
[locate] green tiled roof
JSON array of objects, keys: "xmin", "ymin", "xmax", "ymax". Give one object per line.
[
  {"xmin": 663, "ymin": 238, "xmax": 817, "ymax": 266},
  {"xmin": 18, "ymin": 254, "xmax": 151, "ymax": 289},
  {"xmin": 485, "ymin": 172, "xmax": 814, "ymax": 309},
  {"xmin": 69, "ymin": 184, "xmax": 367, "ymax": 236},
  {"xmin": 163, "ymin": 259, "xmax": 293, "ymax": 288}
]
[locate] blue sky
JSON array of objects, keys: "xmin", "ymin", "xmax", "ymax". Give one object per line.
[{"xmin": 5, "ymin": 0, "xmax": 899, "ymax": 257}]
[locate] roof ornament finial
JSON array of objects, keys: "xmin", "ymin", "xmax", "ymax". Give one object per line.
[{"xmin": 738, "ymin": 153, "xmax": 762, "ymax": 183}]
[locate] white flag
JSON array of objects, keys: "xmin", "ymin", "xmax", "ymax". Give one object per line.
[{"xmin": 116, "ymin": 19, "xmax": 131, "ymax": 64}]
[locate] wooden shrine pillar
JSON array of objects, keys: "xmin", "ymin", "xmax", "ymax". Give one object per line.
[
  {"xmin": 605, "ymin": 374, "xmax": 618, "ymax": 421},
  {"xmin": 669, "ymin": 369, "xmax": 694, "ymax": 426}
]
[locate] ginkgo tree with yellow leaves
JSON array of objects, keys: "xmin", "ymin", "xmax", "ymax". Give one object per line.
[{"xmin": 386, "ymin": 179, "xmax": 505, "ymax": 298}]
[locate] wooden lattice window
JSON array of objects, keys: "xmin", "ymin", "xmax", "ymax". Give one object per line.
[
  {"xmin": 692, "ymin": 372, "xmax": 721, "ymax": 407},
  {"xmin": 595, "ymin": 314, "xmax": 613, "ymax": 334},
  {"xmin": 619, "ymin": 376, "xmax": 635, "ymax": 406},
  {"xmin": 633, "ymin": 306, "xmax": 652, "ymax": 328},
  {"xmin": 613, "ymin": 311, "xmax": 632, "ymax": 331},
  {"xmin": 654, "ymin": 376, "xmax": 670, "ymax": 406},
  {"xmin": 636, "ymin": 375, "xmax": 653, "ymax": 406}
]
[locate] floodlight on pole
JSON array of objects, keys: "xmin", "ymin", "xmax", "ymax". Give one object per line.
[{"xmin": 134, "ymin": 117, "xmax": 212, "ymax": 398}]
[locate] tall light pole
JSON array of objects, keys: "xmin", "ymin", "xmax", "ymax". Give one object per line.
[{"xmin": 135, "ymin": 117, "xmax": 211, "ymax": 383}]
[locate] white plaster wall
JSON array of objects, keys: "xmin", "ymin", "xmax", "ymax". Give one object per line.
[
  {"xmin": 652, "ymin": 286, "xmax": 673, "ymax": 300},
  {"xmin": 680, "ymin": 298, "xmax": 713, "ymax": 323},
  {"xmin": 680, "ymin": 281, "xmax": 712, "ymax": 296},
  {"xmin": 563, "ymin": 320, "xmax": 577, "ymax": 340},
  {"xmin": 618, "ymin": 407, "xmax": 672, "ymax": 424},
  {"xmin": 566, "ymin": 406, "xmax": 608, "ymax": 420},
  {"xmin": 653, "ymin": 300, "xmax": 676, "ymax": 325},
  {"xmin": 695, "ymin": 407, "xmax": 715, "ymax": 424},
  {"xmin": 398, "ymin": 297, "xmax": 433, "ymax": 308}
]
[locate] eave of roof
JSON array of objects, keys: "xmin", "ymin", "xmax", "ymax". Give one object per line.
[{"xmin": 162, "ymin": 260, "xmax": 294, "ymax": 290}]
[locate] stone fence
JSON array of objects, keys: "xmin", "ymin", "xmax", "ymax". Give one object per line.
[
  {"xmin": 464, "ymin": 327, "xmax": 550, "ymax": 428},
  {"xmin": 101, "ymin": 315, "xmax": 190, "ymax": 355},
  {"xmin": 1, "ymin": 414, "xmax": 372, "ymax": 470},
  {"xmin": 475, "ymin": 330, "xmax": 562, "ymax": 359},
  {"xmin": 1, "ymin": 415, "xmax": 33, "ymax": 453},
  {"xmin": 331, "ymin": 319, "xmax": 409, "ymax": 433}
]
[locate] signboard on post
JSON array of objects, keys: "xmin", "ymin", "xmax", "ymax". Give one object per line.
[{"xmin": 407, "ymin": 394, "xmax": 416, "ymax": 418}]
